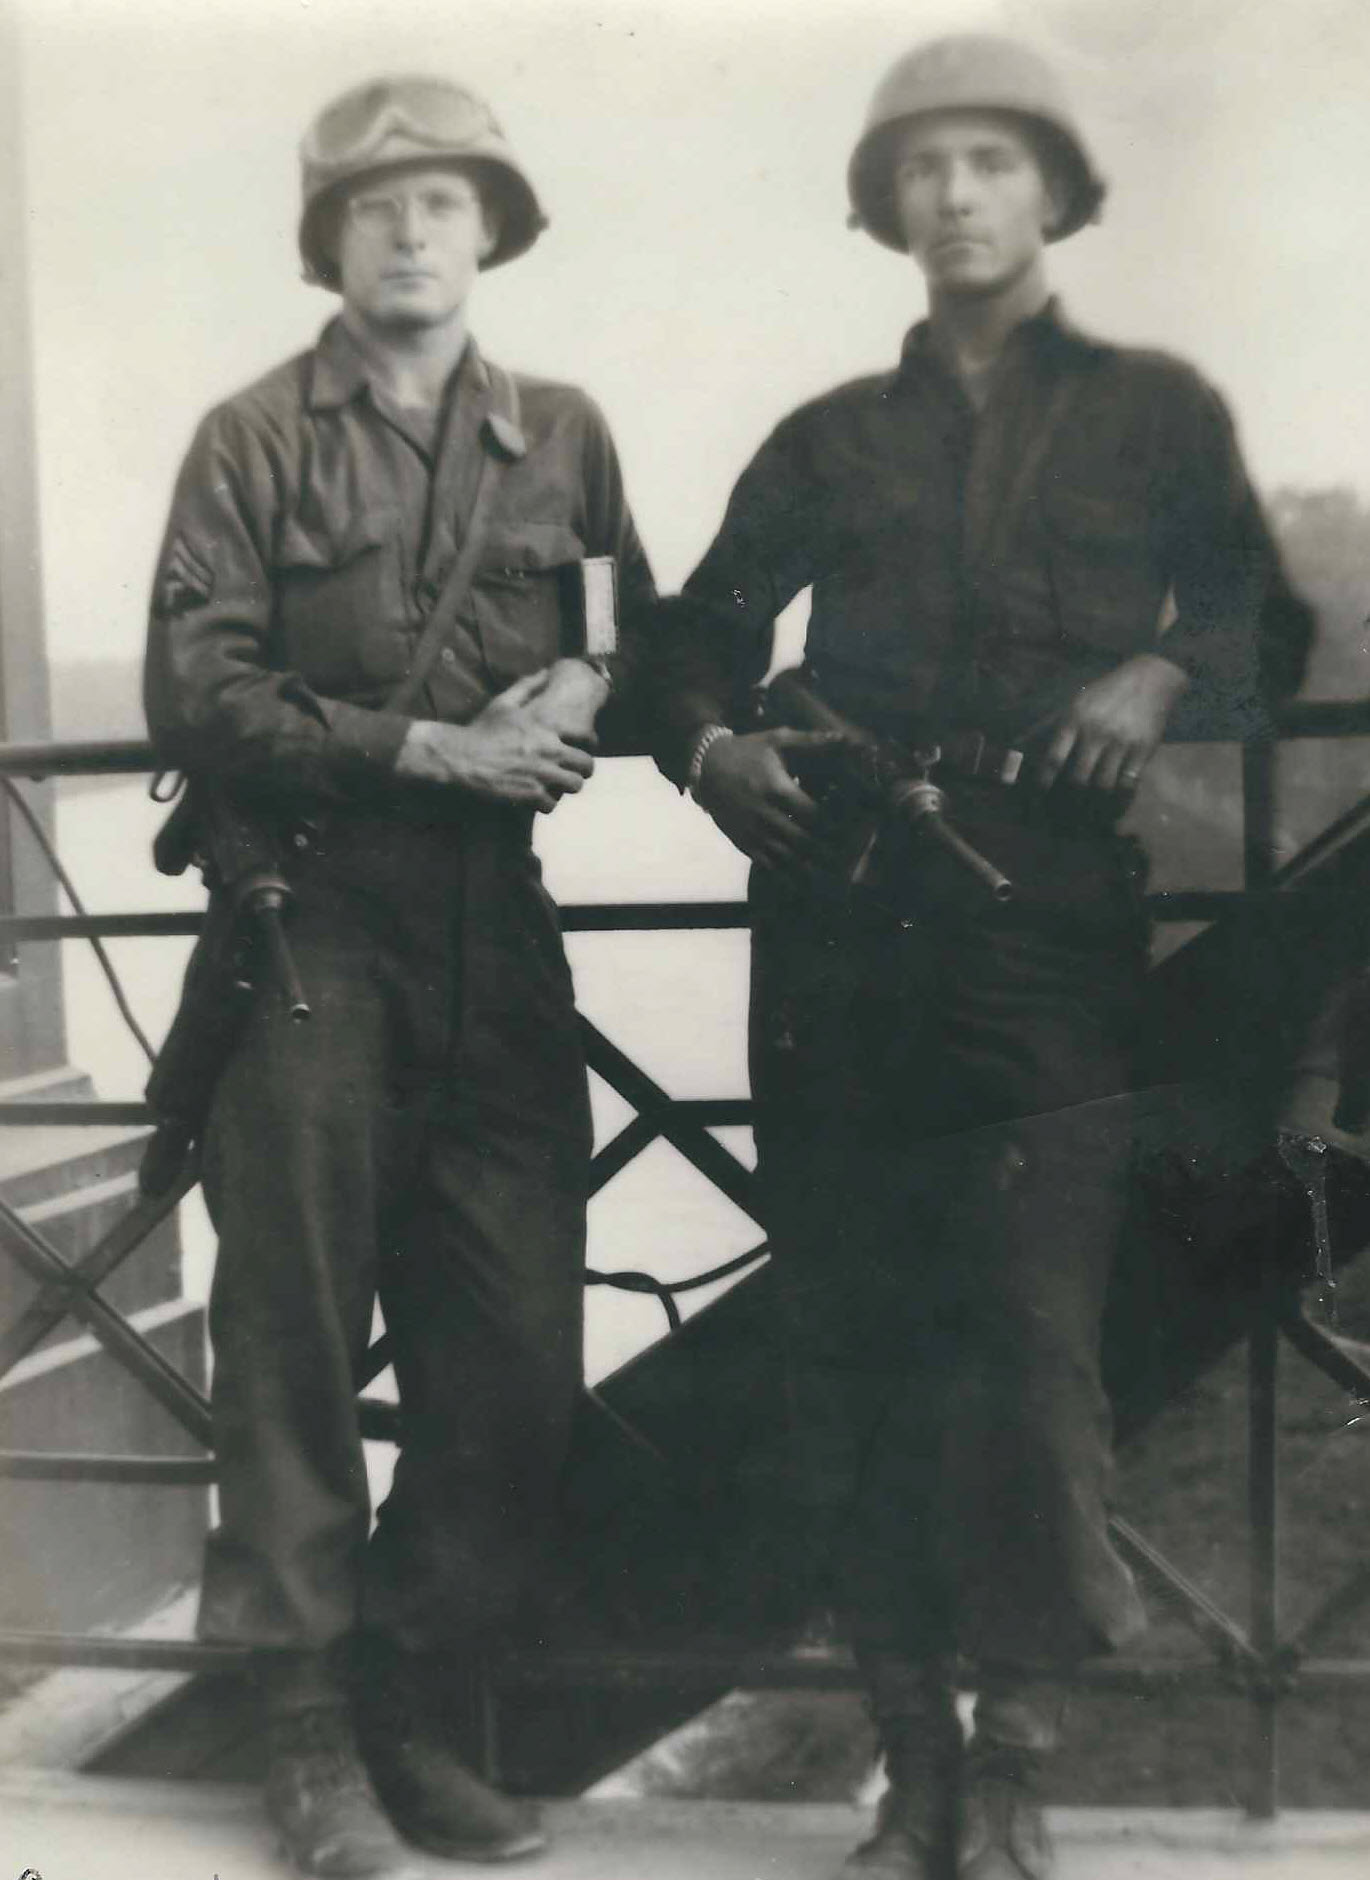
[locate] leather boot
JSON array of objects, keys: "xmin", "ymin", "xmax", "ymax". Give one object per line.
[
  {"xmin": 954, "ymin": 1674, "xmax": 1064, "ymax": 1880},
  {"xmin": 837, "ymin": 1657, "xmax": 961, "ymax": 1880},
  {"xmin": 352, "ymin": 1636, "xmax": 545, "ymax": 1863},
  {"xmin": 955, "ymin": 1742, "xmax": 1053, "ymax": 1880},
  {"xmin": 264, "ymin": 1704, "xmax": 415, "ymax": 1878}
]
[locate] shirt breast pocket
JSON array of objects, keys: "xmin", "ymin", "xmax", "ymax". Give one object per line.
[
  {"xmin": 273, "ymin": 509, "xmax": 409, "ymax": 694},
  {"xmin": 472, "ymin": 521, "xmax": 587, "ymax": 684},
  {"xmin": 1045, "ymin": 488, "xmax": 1167, "ymax": 656}
]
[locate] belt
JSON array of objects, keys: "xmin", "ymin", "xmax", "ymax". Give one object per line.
[
  {"xmin": 916, "ymin": 727, "xmax": 1028, "ymax": 788},
  {"xmin": 793, "ymin": 661, "xmax": 1036, "ymax": 787}
]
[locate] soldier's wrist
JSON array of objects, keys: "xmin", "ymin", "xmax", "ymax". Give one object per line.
[
  {"xmin": 577, "ymin": 653, "xmax": 616, "ymax": 697},
  {"xmin": 394, "ymin": 718, "xmax": 461, "ymax": 781},
  {"xmin": 394, "ymin": 720, "xmax": 430, "ymax": 778},
  {"xmin": 686, "ymin": 723, "xmax": 734, "ymax": 801},
  {"xmin": 1134, "ymin": 651, "xmax": 1194, "ymax": 695}
]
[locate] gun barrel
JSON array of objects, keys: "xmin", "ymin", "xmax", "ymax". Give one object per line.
[
  {"xmin": 764, "ymin": 670, "xmax": 1014, "ymax": 903},
  {"xmin": 889, "ymin": 779, "xmax": 1014, "ymax": 903},
  {"xmin": 926, "ymin": 819, "xmax": 1015, "ymax": 903},
  {"xmin": 245, "ymin": 886, "xmax": 312, "ymax": 1022}
]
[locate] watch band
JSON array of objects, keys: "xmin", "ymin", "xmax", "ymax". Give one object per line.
[{"xmin": 686, "ymin": 722, "xmax": 734, "ymax": 799}]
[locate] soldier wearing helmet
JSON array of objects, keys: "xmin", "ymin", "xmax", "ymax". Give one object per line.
[
  {"xmin": 650, "ymin": 32, "xmax": 1309, "ymax": 1880},
  {"xmin": 145, "ymin": 74, "xmax": 653, "ymax": 1875}
]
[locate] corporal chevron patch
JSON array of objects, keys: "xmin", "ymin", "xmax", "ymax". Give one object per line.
[{"xmin": 157, "ymin": 534, "xmax": 216, "ymax": 618}]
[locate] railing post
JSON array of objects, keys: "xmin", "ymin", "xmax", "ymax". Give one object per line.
[
  {"xmin": 1242, "ymin": 732, "xmax": 1282, "ymax": 1821},
  {"xmin": 1241, "ymin": 736, "xmax": 1278, "ymax": 892},
  {"xmin": 1246, "ymin": 1238, "xmax": 1281, "ymax": 1821}
]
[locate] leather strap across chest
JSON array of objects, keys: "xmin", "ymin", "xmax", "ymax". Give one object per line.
[{"xmin": 383, "ymin": 362, "xmax": 524, "ymax": 716}]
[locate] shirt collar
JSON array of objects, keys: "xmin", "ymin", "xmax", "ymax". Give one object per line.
[
  {"xmin": 894, "ymin": 296, "xmax": 1098, "ymax": 387},
  {"xmin": 306, "ymin": 315, "xmax": 484, "ymax": 412}
]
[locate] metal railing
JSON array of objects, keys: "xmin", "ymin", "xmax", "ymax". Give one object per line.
[{"xmin": 2, "ymin": 714, "xmax": 1370, "ymax": 1818}]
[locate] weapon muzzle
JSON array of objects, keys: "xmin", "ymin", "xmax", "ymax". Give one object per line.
[
  {"xmin": 242, "ymin": 879, "xmax": 312, "ymax": 1022},
  {"xmin": 888, "ymin": 778, "xmax": 1014, "ymax": 903}
]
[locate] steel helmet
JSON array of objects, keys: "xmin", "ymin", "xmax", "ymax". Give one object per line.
[
  {"xmin": 299, "ymin": 75, "xmax": 548, "ymax": 288},
  {"xmin": 847, "ymin": 34, "xmax": 1106, "ymax": 252}
]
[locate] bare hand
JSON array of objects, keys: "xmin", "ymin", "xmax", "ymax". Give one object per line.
[
  {"xmin": 1037, "ymin": 654, "xmax": 1191, "ymax": 794},
  {"xmin": 524, "ymin": 657, "xmax": 610, "ymax": 750},
  {"xmin": 696, "ymin": 728, "xmax": 832, "ymax": 868},
  {"xmin": 395, "ymin": 670, "xmax": 595, "ymax": 812}
]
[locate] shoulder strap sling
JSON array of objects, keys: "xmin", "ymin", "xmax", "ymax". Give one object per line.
[{"xmin": 383, "ymin": 361, "xmax": 524, "ymax": 716}]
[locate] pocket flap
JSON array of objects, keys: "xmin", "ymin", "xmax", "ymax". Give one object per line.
[{"xmin": 479, "ymin": 521, "xmax": 585, "ymax": 576}]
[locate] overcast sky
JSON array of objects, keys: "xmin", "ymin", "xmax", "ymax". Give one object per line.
[{"xmin": 12, "ymin": 0, "xmax": 1369, "ymax": 677}]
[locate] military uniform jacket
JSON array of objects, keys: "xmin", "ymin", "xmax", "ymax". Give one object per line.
[
  {"xmin": 653, "ymin": 301, "xmax": 1309, "ymax": 779},
  {"xmin": 145, "ymin": 317, "xmax": 655, "ymax": 803}
]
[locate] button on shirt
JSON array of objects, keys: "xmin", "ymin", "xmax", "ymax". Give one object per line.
[
  {"xmin": 652, "ymin": 303, "xmax": 1310, "ymax": 779},
  {"xmin": 146, "ymin": 318, "xmax": 655, "ymax": 801}
]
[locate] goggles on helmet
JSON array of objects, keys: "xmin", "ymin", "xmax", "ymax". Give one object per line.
[
  {"xmin": 300, "ymin": 76, "xmax": 498, "ymax": 174},
  {"xmin": 298, "ymin": 74, "xmax": 547, "ymax": 285}
]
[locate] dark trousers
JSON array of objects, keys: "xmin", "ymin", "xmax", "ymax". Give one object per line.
[
  {"xmin": 196, "ymin": 809, "xmax": 591, "ymax": 1670},
  {"xmin": 750, "ymin": 784, "xmax": 1150, "ymax": 1670}
]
